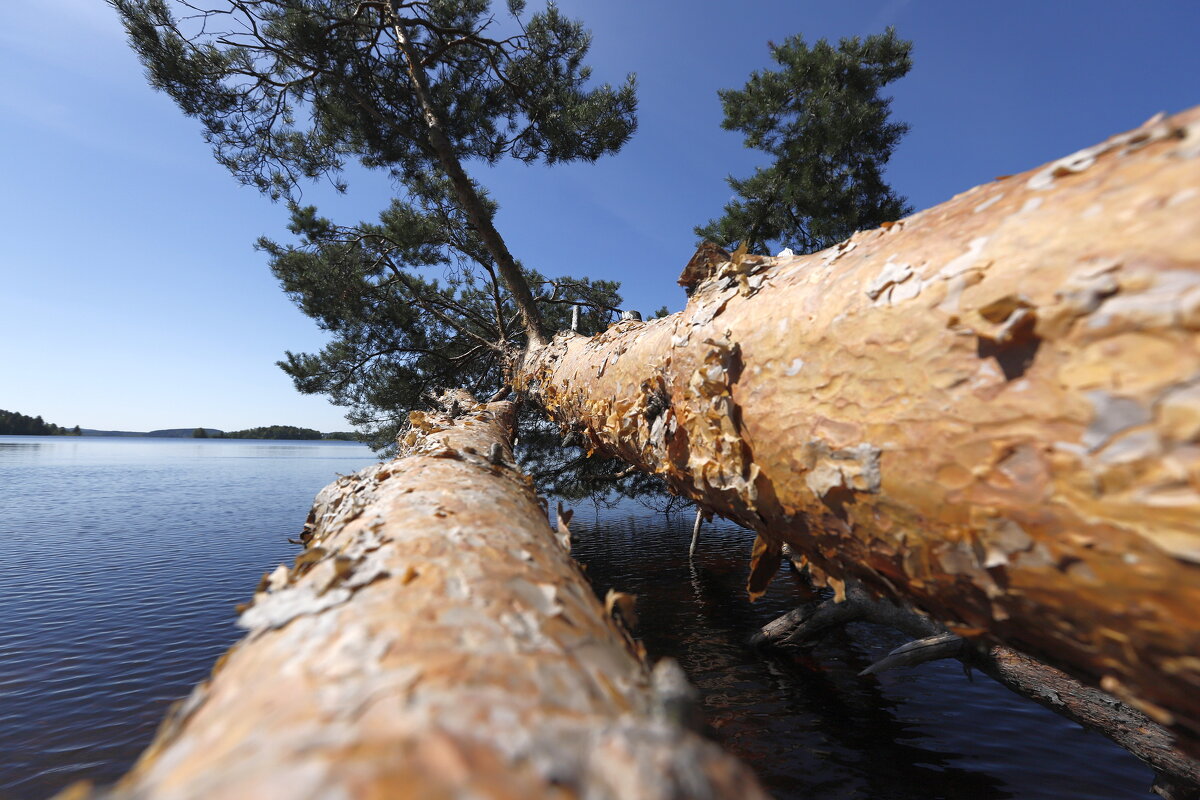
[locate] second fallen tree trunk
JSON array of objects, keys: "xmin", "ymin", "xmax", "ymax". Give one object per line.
[
  {"xmin": 518, "ymin": 107, "xmax": 1200, "ymax": 751},
  {"xmin": 78, "ymin": 394, "xmax": 765, "ymax": 799}
]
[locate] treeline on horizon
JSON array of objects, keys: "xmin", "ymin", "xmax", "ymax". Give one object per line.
[
  {"xmin": 0, "ymin": 409, "xmax": 80, "ymax": 436},
  {"xmin": 211, "ymin": 425, "xmax": 357, "ymax": 441},
  {"xmin": 0, "ymin": 409, "xmax": 358, "ymax": 441}
]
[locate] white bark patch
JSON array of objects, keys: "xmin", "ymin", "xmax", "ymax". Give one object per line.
[
  {"xmin": 1095, "ymin": 429, "xmax": 1162, "ymax": 465},
  {"xmin": 805, "ymin": 462, "xmax": 845, "ymax": 499},
  {"xmin": 865, "ymin": 259, "xmax": 914, "ymax": 302},
  {"xmin": 1168, "ymin": 187, "xmax": 1198, "ymax": 207},
  {"xmin": 508, "ymin": 578, "xmax": 565, "ymax": 618},
  {"xmin": 1149, "ymin": 533, "xmax": 1200, "ymax": 565},
  {"xmin": 689, "ymin": 293, "xmax": 734, "ymax": 327},
  {"xmin": 238, "ymin": 584, "xmax": 353, "ymax": 633},
  {"xmin": 1083, "ymin": 391, "xmax": 1152, "ymax": 451},
  {"xmin": 889, "ymin": 274, "xmax": 925, "ymax": 305},
  {"xmin": 937, "ymin": 540, "xmax": 1002, "ymax": 598},
  {"xmin": 994, "ymin": 306, "xmax": 1035, "ymax": 343},
  {"xmin": 345, "ymin": 556, "xmax": 390, "ymax": 589},
  {"xmin": 974, "ymin": 193, "xmax": 1004, "ymax": 213},
  {"xmin": 983, "ymin": 519, "xmax": 1035, "ymax": 568},
  {"xmin": 1077, "ymin": 257, "xmax": 1123, "ymax": 279},
  {"xmin": 266, "ymin": 563, "xmax": 290, "ymax": 592},
  {"xmin": 1044, "ymin": 262, "xmax": 1121, "ymax": 331},
  {"xmin": 648, "ymin": 412, "xmax": 668, "ymax": 452},
  {"xmin": 967, "ymin": 358, "xmax": 1005, "ymax": 394},
  {"xmin": 937, "ymin": 270, "xmax": 985, "ymax": 314},
  {"xmin": 1088, "ymin": 270, "xmax": 1200, "ymax": 332},
  {"xmin": 497, "ymin": 609, "xmax": 558, "ymax": 653},
  {"xmin": 937, "ymin": 237, "xmax": 991, "ymax": 281},
  {"xmin": 820, "ymin": 238, "xmax": 858, "ymax": 267},
  {"xmin": 801, "ymin": 441, "xmax": 883, "ymax": 498},
  {"xmin": 1028, "ymin": 144, "xmax": 1105, "ymax": 190},
  {"xmin": 1029, "ymin": 116, "xmax": 1186, "ymax": 189}
]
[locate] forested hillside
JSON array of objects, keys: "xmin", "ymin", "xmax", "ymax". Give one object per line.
[
  {"xmin": 218, "ymin": 425, "xmax": 324, "ymax": 440},
  {"xmin": 0, "ymin": 410, "xmax": 78, "ymax": 436}
]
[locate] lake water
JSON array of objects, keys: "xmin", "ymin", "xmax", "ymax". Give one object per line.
[
  {"xmin": 569, "ymin": 510, "xmax": 1155, "ymax": 799},
  {"xmin": 0, "ymin": 436, "xmax": 1154, "ymax": 798}
]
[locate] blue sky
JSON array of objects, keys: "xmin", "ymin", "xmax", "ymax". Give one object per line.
[{"xmin": 2, "ymin": 0, "xmax": 1198, "ymax": 432}]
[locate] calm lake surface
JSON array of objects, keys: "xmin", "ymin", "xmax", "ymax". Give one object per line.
[{"xmin": 0, "ymin": 436, "xmax": 1153, "ymax": 798}]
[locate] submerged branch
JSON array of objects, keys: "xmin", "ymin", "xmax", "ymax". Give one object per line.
[{"xmin": 753, "ymin": 578, "xmax": 1200, "ymax": 795}]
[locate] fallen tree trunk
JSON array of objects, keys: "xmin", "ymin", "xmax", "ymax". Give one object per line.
[
  {"xmin": 70, "ymin": 394, "xmax": 765, "ymax": 799},
  {"xmin": 518, "ymin": 107, "xmax": 1200, "ymax": 749}
]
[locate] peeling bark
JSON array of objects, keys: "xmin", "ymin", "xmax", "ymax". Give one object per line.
[
  {"xmin": 69, "ymin": 394, "xmax": 764, "ymax": 799},
  {"xmin": 518, "ymin": 108, "xmax": 1200, "ymax": 749}
]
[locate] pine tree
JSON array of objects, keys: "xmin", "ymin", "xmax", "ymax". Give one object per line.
[
  {"xmin": 696, "ymin": 28, "xmax": 912, "ymax": 256},
  {"xmin": 112, "ymin": 0, "xmax": 638, "ymax": 452},
  {"xmin": 111, "ymin": 0, "xmax": 636, "ymax": 345}
]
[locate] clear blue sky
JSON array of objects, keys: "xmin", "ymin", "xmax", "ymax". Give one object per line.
[{"xmin": 2, "ymin": 1, "xmax": 1198, "ymax": 432}]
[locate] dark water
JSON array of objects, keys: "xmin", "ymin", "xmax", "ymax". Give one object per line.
[
  {"xmin": 0, "ymin": 437, "xmax": 1154, "ymax": 798},
  {"xmin": 569, "ymin": 506, "xmax": 1155, "ymax": 800},
  {"xmin": 0, "ymin": 436, "xmax": 375, "ymax": 799}
]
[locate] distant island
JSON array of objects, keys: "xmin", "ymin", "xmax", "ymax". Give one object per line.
[
  {"xmin": 1, "ymin": 408, "xmax": 358, "ymax": 442},
  {"xmin": 218, "ymin": 425, "xmax": 332, "ymax": 440}
]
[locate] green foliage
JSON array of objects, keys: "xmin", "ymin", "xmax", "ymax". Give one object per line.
[
  {"xmin": 0, "ymin": 410, "xmax": 66, "ymax": 436},
  {"xmin": 112, "ymin": 0, "xmax": 638, "ymax": 462},
  {"xmin": 264, "ymin": 196, "xmax": 623, "ymax": 452},
  {"xmin": 697, "ymin": 27, "xmax": 913, "ymax": 256},
  {"xmin": 110, "ymin": 0, "xmax": 637, "ymax": 200},
  {"xmin": 220, "ymin": 425, "xmax": 324, "ymax": 440},
  {"xmin": 192, "ymin": 426, "xmax": 209, "ymax": 438}
]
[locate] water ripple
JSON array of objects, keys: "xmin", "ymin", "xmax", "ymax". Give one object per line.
[
  {"xmin": 0, "ymin": 437, "xmax": 1157, "ymax": 799},
  {"xmin": 0, "ymin": 436, "xmax": 374, "ymax": 799}
]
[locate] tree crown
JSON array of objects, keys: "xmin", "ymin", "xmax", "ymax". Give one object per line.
[
  {"xmin": 696, "ymin": 27, "xmax": 912, "ymax": 255},
  {"xmin": 112, "ymin": 0, "xmax": 637, "ymax": 199},
  {"xmin": 112, "ymin": 0, "xmax": 640, "ymax": 456}
]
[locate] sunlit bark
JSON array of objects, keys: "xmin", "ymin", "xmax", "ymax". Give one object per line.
[
  {"xmin": 70, "ymin": 395, "xmax": 764, "ymax": 799},
  {"xmin": 519, "ymin": 107, "xmax": 1200, "ymax": 749}
]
